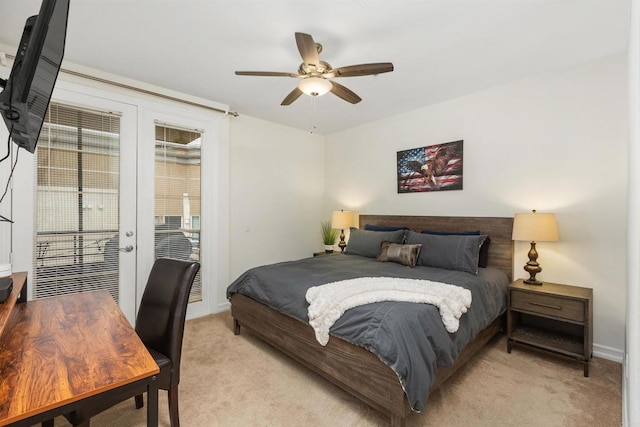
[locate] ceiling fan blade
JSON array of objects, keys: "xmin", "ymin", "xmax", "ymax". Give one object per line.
[
  {"xmin": 295, "ymin": 32, "xmax": 320, "ymax": 68},
  {"xmin": 330, "ymin": 81, "xmax": 362, "ymax": 104},
  {"xmin": 235, "ymin": 71, "xmax": 300, "ymax": 77},
  {"xmin": 281, "ymin": 87, "xmax": 304, "ymax": 106},
  {"xmin": 325, "ymin": 62, "xmax": 394, "ymax": 78}
]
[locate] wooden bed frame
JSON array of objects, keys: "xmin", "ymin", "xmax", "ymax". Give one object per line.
[{"xmin": 230, "ymin": 215, "xmax": 514, "ymax": 426}]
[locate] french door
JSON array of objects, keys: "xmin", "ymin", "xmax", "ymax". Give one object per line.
[
  {"xmin": 137, "ymin": 109, "xmax": 212, "ymax": 315},
  {"xmin": 31, "ymin": 89, "xmax": 137, "ymax": 321},
  {"xmin": 22, "ymin": 85, "xmax": 217, "ymax": 322}
]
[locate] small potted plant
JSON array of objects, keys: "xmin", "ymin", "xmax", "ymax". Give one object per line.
[{"xmin": 321, "ymin": 221, "xmax": 338, "ymax": 253}]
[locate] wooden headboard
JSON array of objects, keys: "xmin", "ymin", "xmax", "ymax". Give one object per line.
[{"xmin": 359, "ymin": 214, "xmax": 514, "ymax": 281}]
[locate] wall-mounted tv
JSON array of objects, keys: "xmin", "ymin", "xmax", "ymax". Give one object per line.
[{"xmin": 0, "ymin": 0, "xmax": 70, "ymax": 153}]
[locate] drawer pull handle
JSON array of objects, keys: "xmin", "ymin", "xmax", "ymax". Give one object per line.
[{"xmin": 529, "ymin": 301, "xmax": 562, "ymax": 310}]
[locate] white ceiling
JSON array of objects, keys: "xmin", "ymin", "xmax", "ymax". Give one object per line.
[{"xmin": 0, "ymin": 0, "xmax": 631, "ymax": 135}]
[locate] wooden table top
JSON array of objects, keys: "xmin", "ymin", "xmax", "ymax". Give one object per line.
[{"xmin": 0, "ymin": 289, "xmax": 159, "ymax": 425}]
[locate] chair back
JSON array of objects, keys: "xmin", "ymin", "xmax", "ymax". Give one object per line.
[{"xmin": 135, "ymin": 258, "xmax": 200, "ymax": 386}]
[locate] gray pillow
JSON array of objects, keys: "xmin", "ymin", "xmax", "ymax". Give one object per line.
[
  {"xmin": 405, "ymin": 231, "xmax": 487, "ymax": 274},
  {"xmin": 346, "ymin": 228, "xmax": 406, "ymax": 258}
]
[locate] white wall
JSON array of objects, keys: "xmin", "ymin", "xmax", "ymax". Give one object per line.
[
  {"xmin": 226, "ymin": 114, "xmax": 325, "ymax": 304},
  {"xmin": 325, "ymin": 54, "xmax": 629, "ymax": 358},
  {"xmin": 625, "ymin": 0, "xmax": 639, "ymax": 424}
]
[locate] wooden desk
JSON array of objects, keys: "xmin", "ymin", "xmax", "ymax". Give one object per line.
[{"xmin": 0, "ymin": 274, "xmax": 159, "ymax": 426}]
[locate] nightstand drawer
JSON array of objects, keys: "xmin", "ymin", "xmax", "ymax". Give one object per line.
[{"xmin": 510, "ymin": 290, "xmax": 585, "ymax": 322}]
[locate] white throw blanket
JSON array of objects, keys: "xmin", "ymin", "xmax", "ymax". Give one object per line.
[{"xmin": 305, "ymin": 277, "xmax": 472, "ymax": 346}]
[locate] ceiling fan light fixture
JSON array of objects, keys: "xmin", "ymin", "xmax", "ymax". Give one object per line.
[
  {"xmin": 297, "ymin": 77, "xmax": 332, "ymax": 97},
  {"xmin": 235, "ymin": 33, "xmax": 393, "ymax": 105}
]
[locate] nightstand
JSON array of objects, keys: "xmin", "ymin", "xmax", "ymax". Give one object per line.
[{"xmin": 507, "ymin": 279, "xmax": 593, "ymax": 376}]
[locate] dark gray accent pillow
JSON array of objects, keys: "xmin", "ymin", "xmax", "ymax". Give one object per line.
[
  {"xmin": 405, "ymin": 231, "xmax": 487, "ymax": 274},
  {"xmin": 364, "ymin": 224, "xmax": 410, "ymax": 232},
  {"xmin": 345, "ymin": 228, "xmax": 406, "ymax": 258},
  {"xmin": 377, "ymin": 241, "xmax": 422, "ymax": 267},
  {"xmin": 421, "ymin": 229, "xmax": 490, "ymax": 268}
]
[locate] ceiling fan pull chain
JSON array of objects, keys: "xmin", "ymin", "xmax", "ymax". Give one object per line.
[{"xmin": 310, "ymin": 96, "xmax": 317, "ymax": 134}]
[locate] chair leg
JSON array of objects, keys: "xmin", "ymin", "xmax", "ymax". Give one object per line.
[
  {"xmin": 135, "ymin": 393, "xmax": 144, "ymax": 409},
  {"xmin": 168, "ymin": 386, "xmax": 180, "ymax": 427}
]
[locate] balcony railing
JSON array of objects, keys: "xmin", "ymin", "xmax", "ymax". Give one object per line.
[
  {"xmin": 34, "ymin": 229, "xmax": 202, "ymax": 303},
  {"xmin": 34, "ymin": 229, "xmax": 119, "ymax": 300}
]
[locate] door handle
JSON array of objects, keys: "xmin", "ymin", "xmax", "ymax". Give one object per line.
[{"xmin": 119, "ymin": 245, "xmax": 134, "ymax": 252}]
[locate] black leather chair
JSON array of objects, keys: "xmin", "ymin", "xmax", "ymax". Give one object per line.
[
  {"xmin": 51, "ymin": 258, "xmax": 200, "ymax": 427},
  {"xmin": 133, "ymin": 257, "xmax": 200, "ymax": 427}
]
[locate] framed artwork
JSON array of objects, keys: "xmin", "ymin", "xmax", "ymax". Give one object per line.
[{"xmin": 397, "ymin": 140, "xmax": 463, "ymax": 193}]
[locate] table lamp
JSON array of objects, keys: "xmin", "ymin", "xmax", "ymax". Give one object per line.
[
  {"xmin": 331, "ymin": 210, "xmax": 354, "ymax": 252},
  {"xmin": 512, "ymin": 210, "xmax": 559, "ymax": 285}
]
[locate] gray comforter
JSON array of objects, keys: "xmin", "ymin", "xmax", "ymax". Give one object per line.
[{"xmin": 226, "ymin": 253, "xmax": 508, "ymax": 412}]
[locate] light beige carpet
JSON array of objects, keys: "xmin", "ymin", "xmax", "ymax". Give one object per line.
[{"xmin": 59, "ymin": 311, "xmax": 621, "ymax": 427}]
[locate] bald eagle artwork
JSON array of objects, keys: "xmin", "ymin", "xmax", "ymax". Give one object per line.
[{"xmin": 397, "ymin": 140, "xmax": 463, "ymax": 193}]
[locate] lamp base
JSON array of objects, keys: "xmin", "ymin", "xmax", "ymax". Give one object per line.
[
  {"xmin": 523, "ymin": 241, "xmax": 544, "ymax": 285},
  {"xmin": 338, "ymin": 229, "xmax": 347, "ymax": 253}
]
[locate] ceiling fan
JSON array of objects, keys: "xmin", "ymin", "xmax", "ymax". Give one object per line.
[{"xmin": 235, "ymin": 32, "xmax": 394, "ymax": 106}]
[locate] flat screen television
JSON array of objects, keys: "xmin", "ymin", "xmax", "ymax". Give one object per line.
[{"xmin": 0, "ymin": 0, "xmax": 70, "ymax": 153}]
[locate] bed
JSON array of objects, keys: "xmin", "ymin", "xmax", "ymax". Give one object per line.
[{"xmin": 227, "ymin": 214, "xmax": 513, "ymax": 426}]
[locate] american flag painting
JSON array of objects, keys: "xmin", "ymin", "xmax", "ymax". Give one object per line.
[{"xmin": 397, "ymin": 140, "xmax": 463, "ymax": 193}]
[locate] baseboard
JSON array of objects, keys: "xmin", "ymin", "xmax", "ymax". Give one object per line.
[
  {"xmin": 622, "ymin": 364, "xmax": 628, "ymax": 427},
  {"xmin": 594, "ymin": 343, "xmax": 624, "ymax": 363},
  {"xmin": 217, "ymin": 300, "xmax": 231, "ymax": 313}
]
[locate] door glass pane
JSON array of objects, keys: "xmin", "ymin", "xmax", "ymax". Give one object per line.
[
  {"xmin": 154, "ymin": 124, "xmax": 202, "ymax": 303},
  {"xmin": 33, "ymin": 103, "xmax": 121, "ymax": 301}
]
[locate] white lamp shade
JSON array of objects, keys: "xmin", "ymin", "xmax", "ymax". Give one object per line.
[
  {"xmin": 297, "ymin": 77, "xmax": 332, "ymax": 96},
  {"xmin": 512, "ymin": 211, "xmax": 559, "ymax": 242},
  {"xmin": 331, "ymin": 210, "xmax": 354, "ymax": 229}
]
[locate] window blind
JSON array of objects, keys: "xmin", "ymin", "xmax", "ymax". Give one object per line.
[
  {"xmin": 154, "ymin": 124, "xmax": 202, "ymax": 303},
  {"xmin": 33, "ymin": 103, "xmax": 122, "ymax": 302}
]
